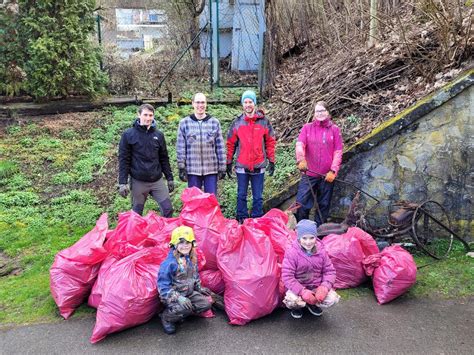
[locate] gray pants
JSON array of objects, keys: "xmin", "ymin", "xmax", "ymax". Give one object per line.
[
  {"xmin": 130, "ymin": 177, "xmax": 173, "ymax": 217},
  {"xmin": 161, "ymin": 291, "xmax": 212, "ymax": 323}
]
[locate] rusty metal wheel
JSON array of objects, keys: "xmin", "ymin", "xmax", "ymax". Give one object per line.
[{"xmin": 411, "ymin": 200, "xmax": 453, "ymax": 259}]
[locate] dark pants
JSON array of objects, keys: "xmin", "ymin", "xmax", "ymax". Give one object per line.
[
  {"xmin": 295, "ymin": 175, "xmax": 334, "ymax": 226},
  {"xmin": 236, "ymin": 172, "xmax": 265, "ymax": 219},
  {"xmin": 188, "ymin": 174, "xmax": 218, "ymax": 195},
  {"xmin": 130, "ymin": 177, "xmax": 173, "ymax": 217},
  {"xmin": 161, "ymin": 291, "xmax": 212, "ymax": 323}
]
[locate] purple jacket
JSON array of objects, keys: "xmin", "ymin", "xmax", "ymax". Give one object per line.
[{"xmin": 281, "ymin": 239, "xmax": 336, "ymax": 295}]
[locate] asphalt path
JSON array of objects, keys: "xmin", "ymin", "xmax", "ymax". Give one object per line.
[{"xmin": 1, "ymin": 297, "xmax": 472, "ymax": 354}]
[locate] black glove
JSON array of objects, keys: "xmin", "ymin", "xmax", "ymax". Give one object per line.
[
  {"xmin": 267, "ymin": 162, "xmax": 275, "ymax": 176},
  {"xmin": 218, "ymin": 171, "xmax": 226, "ymax": 180},
  {"xmin": 179, "ymin": 168, "xmax": 188, "ymax": 182},
  {"xmin": 226, "ymin": 163, "xmax": 233, "ymax": 179},
  {"xmin": 118, "ymin": 184, "xmax": 129, "ymax": 198},
  {"xmin": 167, "ymin": 180, "xmax": 175, "ymax": 193}
]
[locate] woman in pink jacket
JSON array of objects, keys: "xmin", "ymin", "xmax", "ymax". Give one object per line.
[
  {"xmin": 295, "ymin": 101, "xmax": 343, "ymax": 225},
  {"xmin": 282, "ymin": 219, "xmax": 340, "ymax": 319}
]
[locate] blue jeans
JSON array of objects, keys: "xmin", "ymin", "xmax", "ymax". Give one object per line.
[
  {"xmin": 295, "ymin": 175, "xmax": 334, "ymax": 226},
  {"xmin": 188, "ymin": 174, "xmax": 218, "ymax": 195},
  {"xmin": 236, "ymin": 172, "xmax": 265, "ymax": 219}
]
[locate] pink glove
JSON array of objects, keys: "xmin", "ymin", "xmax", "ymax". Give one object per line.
[
  {"xmin": 315, "ymin": 285, "xmax": 329, "ymax": 303},
  {"xmin": 301, "ymin": 289, "xmax": 317, "ymax": 305}
]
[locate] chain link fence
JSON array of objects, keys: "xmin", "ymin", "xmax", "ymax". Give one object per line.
[{"xmin": 94, "ymin": 0, "xmax": 264, "ymax": 95}]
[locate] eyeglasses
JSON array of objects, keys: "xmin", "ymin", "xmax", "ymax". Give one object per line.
[
  {"xmin": 315, "ymin": 110, "xmax": 327, "ymax": 113},
  {"xmin": 194, "ymin": 101, "xmax": 206, "ymax": 104}
]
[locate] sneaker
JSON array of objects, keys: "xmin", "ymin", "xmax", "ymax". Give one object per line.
[
  {"xmin": 161, "ymin": 318, "xmax": 176, "ymax": 335},
  {"xmin": 290, "ymin": 309, "xmax": 303, "ymax": 319},
  {"xmin": 306, "ymin": 304, "xmax": 323, "ymax": 316}
]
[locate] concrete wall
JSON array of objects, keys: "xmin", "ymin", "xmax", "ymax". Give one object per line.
[{"xmin": 330, "ymin": 71, "xmax": 473, "ymax": 237}]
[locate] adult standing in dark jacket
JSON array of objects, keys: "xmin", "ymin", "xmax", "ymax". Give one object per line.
[
  {"xmin": 176, "ymin": 93, "xmax": 226, "ymax": 195},
  {"xmin": 118, "ymin": 104, "xmax": 174, "ymax": 217},
  {"xmin": 226, "ymin": 90, "xmax": 276, "ymax": 223}
]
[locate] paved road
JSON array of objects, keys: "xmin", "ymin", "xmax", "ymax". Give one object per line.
[{"xmin": 1, "ymin": 297, "xmax": 472, "ymax": 354}]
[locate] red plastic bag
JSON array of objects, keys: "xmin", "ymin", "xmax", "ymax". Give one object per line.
[
  {"xmin": 180, "ymin": 187, "xmax": 228, "ymax": 270},
  {"xmin": 200, "ymin": 268, "xmax": 225, "ymax": 295},
  {"xmin": 144, "ymin": 211, "xmax": 181, "ymax": 252},
  {"xmin": 322, "ymin": 227, "xmax": 379, "ymax": 289},
  {"xmin": 90, "ymin": 247, "xmax": 167, "ymax": 343},
  {"xmin": 252, "ymin": 209, "xmax": 296, "ymax": 263},
  {"xmin": 87, "ymin": 254, "xmax": 118, "ymax": 309},
  {"xmin": 218, "ymin": 220, "xmax": 280, "ymax": 325},
  {"xmin": 50, "ymin": 213, "xmax": 108, "ymax": 319},
  {"xmin": 104, "ymin": 211, "xmax": 149, "ymax": 258},
  {"xmin": 363, "ymin": 245, "xmax": 417, "ymax": 304}
]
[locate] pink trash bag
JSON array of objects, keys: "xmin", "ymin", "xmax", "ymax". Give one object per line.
[
  {"xmin": 322, "ymin": 227, "xmax": 379, "ymax": 289},
  {"xmin": 363, "ymin": 245, "xmax": 417, "ymax": 304},
  {"xmin": 218, "ymin": 220, "xmax": 280, "ymax": 325},
  {"xmin": 50, "ymin": 213, "xmax": 108, "ymax": 319},
  {"xmin": 200, "ymin": 268, "xmax": 225, "ymax": 295},
  {"xmin": 90, "ymin": 247, "xmax": 167, "ymax": 343},
  {"xmin": 104, "ymin": 211, "xmax": 149, "ymax": 258},
  {"xmin": 87, "ymin": 254, "xmax": 119, "ymax": 309},
  {"xmin": 180, "ymin": 187, "xmax": 228, "ymax": 270}
]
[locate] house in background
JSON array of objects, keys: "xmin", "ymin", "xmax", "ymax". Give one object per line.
[
  {"xmin": 199, "ymin": 0, "xmax": 264, "ymax": 72},
  {"xmin": 97, "ymin": 0, "xmax": 167, "ymax": 58}
]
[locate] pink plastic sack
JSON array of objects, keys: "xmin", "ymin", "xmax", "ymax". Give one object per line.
[
  {"xmin": 90, "ymin": 247, "xmax": 167, "ymax": 343},
  {"xmin": 87, "ymin": 254, "xmax": 119, "ymax": 309},
  {"xmin": 322, "ymin": 227, "xmax": 379, "ymax": 289},
  {"xmin": 252, "ymin": 209, "xmax": 296, "ymax": 263},
  {"xmin": 180, "ymin": 187, "xmax": 228, "ymax": 270},
  {"xmin": 363, "ymin": 245, "xmax": 417, "ymax": 304},
  {"xmin": 104, "ymin": 211, "xmax": 149, "ymax": 258},
  {"xmin": 50, "ymin": 213, "xmax": 108, "ymax": 319},
  {"xmin": 218, "ymin": 220, "xmax": 280, "ymax": 325},
  {"xmin": 200, "ymin": 268, "xmax": 225, "ymax": 295}
]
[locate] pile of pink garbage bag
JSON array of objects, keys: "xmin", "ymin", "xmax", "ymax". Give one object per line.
[{"xmin": 50, "ymin": 187, "xmax": 417, "ymax": 343}]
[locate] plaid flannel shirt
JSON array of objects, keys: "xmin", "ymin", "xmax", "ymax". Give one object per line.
[{"xmin": 176, "ymin": 114, "xmax": 226, "ymax": 176}]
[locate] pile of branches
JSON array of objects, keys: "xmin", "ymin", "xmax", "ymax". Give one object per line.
[{"xmin": 266, "ymin": 1, "xmax": 473, "ymax": 145}]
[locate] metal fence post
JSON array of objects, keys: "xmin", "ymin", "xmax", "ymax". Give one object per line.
[{"xmin": 211, "ymin": 0, "xmax": 219, "ymax": 87}]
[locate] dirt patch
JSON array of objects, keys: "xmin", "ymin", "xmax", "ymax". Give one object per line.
[{"xmin": 0, "ymin": 252, "xmax": 22, "ymax": 277}]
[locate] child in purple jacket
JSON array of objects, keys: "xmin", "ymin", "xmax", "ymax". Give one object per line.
[{"xmin": 282, "ymin": 219, "xmax": 340, "ymax": 318}]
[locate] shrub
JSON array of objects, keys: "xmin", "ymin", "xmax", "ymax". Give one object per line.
[{"xmin": 18, "ymin": 0, "xmax": 107, "ymax": 99}]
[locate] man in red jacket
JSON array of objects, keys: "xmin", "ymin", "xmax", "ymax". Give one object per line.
[{"xmin": 226, "ymin": 90, "xmax": 276, "ymax": 223}]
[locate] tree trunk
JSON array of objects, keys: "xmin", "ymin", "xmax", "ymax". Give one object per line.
[{"xmin": 368, "ymin": 0, "xmax": 378, "ymax": 47}]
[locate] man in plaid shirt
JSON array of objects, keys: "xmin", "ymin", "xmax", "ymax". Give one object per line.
[{"xmin": 176, "ymin": 93, "xmax": 226, "ymax": 195}]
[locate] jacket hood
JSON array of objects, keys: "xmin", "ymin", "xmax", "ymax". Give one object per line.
[
  {"xmin": 133, "ymin": 118, "xmax": 156, "ymax": 130},
  {"xmin": 243, "ymin": 109, "xmax": 265, "ymax": 122},
  {"xmin": 190, "ymin": 113, "xmax": 212, "ymax": 122},
  {"xmin": 313, "ymin": 117, "xmax": 332, "ymax": 128}
]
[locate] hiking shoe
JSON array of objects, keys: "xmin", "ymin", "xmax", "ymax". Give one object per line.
[
  {"xmin": 290, "ymin": 309, "xmax": 303, "ymax": 319},
  {"xmin": 306, "ymin": 304, "xmax": 323, "ymax": 316},
  {"xmin": 161, "ymin": 318, "xmax": 176, "ymax": 335}
]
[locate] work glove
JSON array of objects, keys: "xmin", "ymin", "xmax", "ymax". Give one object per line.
[
  {"xmin": 301, "ymin": 289, "xmax": 317, "ymax": 305},
  {"xmin": 177, "ymin": 295, "xmax": 192, "ymax": 310},
  {"xmin": 218, "ymin": 171, "xmax": 226, "ymax": 180},
  {"xmin": 267, "ymin": 162, "xmax": 275, "ymax": 176},
  {"xmin": 297, "ymin": 160, "xmax": 308, "ymax": 172},
  {"xmin": 198, "ymin": 287, "xmax": 212, "ymax": 296},
  {"xmin": 325, "ymin": 171, "xmax": 336, "ymax": 183},
  {"xmin": 314, "ymin": 285, "xmax": 329, "ymax": 303},
  {"xmin": 226, "ymin": 163, "xmax": 233, "ymax": 179},
  {"xmin": 178, "ymin": 168, "xmax": 188, "ymax": 182},
  {"xmin": 118, "ymin": 184, "xmax": 129, "ymax": 198},
  {"xmin": 167, "ymin": 180, "xmax": 175, "ymax": 193}
]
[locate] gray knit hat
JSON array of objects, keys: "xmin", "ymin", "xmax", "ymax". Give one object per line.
[{"xmin": 296, "ymin": 219, "xmax": 317, "ymax": 239}]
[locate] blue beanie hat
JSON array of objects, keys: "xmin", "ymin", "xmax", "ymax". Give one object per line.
[
  {"xmin": 296, "ymin": 219, "xmax": 317, "ymax": 239},
  {"xmin": 241, "ymin": 90, "xmax": 257, "ymax": 105}
]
